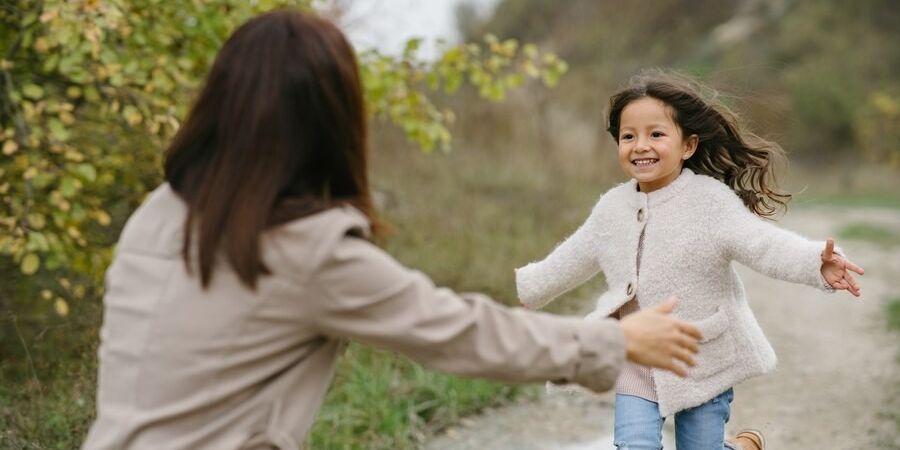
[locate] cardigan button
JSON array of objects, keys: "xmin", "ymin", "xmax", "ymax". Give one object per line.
[
  {"xmin": 637, "ymin": 208, "xmax": 645, "ymax": 222},
  {"xmin": 626, "ymin": 282, "xmax": 634, "ymax": 296}
]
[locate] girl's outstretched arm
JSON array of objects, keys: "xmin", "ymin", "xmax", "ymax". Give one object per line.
[
  {"xmin": 515, "ymin": 200, "xmax": 606, "ymax": 309},
  {"xmin": 820, "ymin": 238, "xmax": 865, "ymax": 296},
  {"xmin": 713, "ymin": 185, "xmax": 857, "ymax": 294}
]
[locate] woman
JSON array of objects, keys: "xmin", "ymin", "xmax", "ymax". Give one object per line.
[{"xmin": 81, "ymin": 10, "xmax": 701, "ymax": 450}]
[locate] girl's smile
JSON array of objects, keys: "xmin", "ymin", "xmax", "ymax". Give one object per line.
[{"xmin": 631, "ymin": 157, "xmax": 660, "ymax": 168}]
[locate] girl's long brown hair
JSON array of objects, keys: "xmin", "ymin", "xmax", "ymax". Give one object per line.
[
  {"xmin": 607, "ymin": 71, "xmax": 791, "ymax": 217},
  {"xmin": 164, "ymin": 10, "xmax": 380, "ymax": 289}
]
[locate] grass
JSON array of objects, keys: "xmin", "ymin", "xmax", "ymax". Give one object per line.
[
  {"xmin": 797, "ymin": 193, "xmax": 900, "ymax": 210},
  {"xmin": 786, "ymin": 161, "xmax": 900, "ymax": 211},
  {"xmin": 889, "ymin": 297, "xmax": 900, "ymax": 333},
  {"xmin": 309, "ymin": 345, "xmax": 519, "ymax": 449},
  {"xmin": 838, "ymin": 223, "xmax": 900, "ymax": 247},
  {"xmin": 1, "ymin": 308, "xmax": 100, "ymax": 450},
  {"xmin": 882, "ymin": 297, "xmax": 900, "ymax": 449}
]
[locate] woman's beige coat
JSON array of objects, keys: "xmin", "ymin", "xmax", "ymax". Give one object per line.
[{"xmin": 81, "ymin": 184, "xmax": 625, "ymax": 450}]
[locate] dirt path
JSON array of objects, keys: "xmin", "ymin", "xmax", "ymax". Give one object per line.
[{"xmin": 426, "ymin": 206, "xmax": 900, "ymax": 449}]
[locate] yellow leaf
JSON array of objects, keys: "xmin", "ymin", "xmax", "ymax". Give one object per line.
[
  {"xmin": 123, "ymin": 105, "xmax": 142, "ymax": 126},
  {"xmin": 21, "ymin": 253, "xmax": 40, "ymax": 275},
  {"xmin": 39, "ymin": 8, "xmax": 59, "ymax": 23},
  {"xmin": 2, "ymin": 140, "xmax": 18, "ymax": 155},
  {"xmin": 34, "ymin": 37, "xmax": 49, "ymax": 53},
  {"xmin": 64, "ymin": 150, "xmax": 85, "ymax": 162},
  {"xmin": 27, "ymin": 213, "xmax": 46, "ymax": 229},
  {"xmin": 41, "ymin": 289, "xmax": 53, "ymax": 300},
  {"xmin": 54, "ymin": 298, "xmax": 69, "ymax": 317},
  {"xmin": 94, "ymin": 209, "xmax": 112, "ymax": 226},
  {"xmin": 67, "ymin": 226, "xmax": 82, "ymax": 238}
]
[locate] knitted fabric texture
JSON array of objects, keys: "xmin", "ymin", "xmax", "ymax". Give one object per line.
[{"xmin": 516, "ymin": 169, "xmax": 834, "ymax": 416}]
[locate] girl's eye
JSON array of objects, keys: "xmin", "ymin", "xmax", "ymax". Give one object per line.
[
  {"xmin": 651, "ymin": 131, "xmax": 665, "ymax": 138},
  {"xmin": 621, "ymin": 133, "xmax": 634, "ymax": 140}
]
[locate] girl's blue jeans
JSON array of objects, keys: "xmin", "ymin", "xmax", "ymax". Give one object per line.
[{"xmin": 614, "ymin": 388, "xmax": 737, "ymax": 449}]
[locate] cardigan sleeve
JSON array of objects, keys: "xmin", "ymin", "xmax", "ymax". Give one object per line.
[
  {"xmin": 713, "ymin": 187, "xmax": 833, "ymax": 291},
  {"xmin": 515, "ymin": 198, "xmax": 606, "ymax": 309},
  {"xmin": 305, "ymin": 235, "xmax": 625, "ymax": 393}
]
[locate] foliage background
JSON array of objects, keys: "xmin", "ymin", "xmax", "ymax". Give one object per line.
[{"xmin": 2, "ymin": 0, "xmax": 899, "ymax": 448}]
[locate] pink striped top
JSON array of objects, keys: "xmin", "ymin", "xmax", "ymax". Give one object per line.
[{"xmin": 612, "ymin": 299, "xmax": 658, "ymax": 402}]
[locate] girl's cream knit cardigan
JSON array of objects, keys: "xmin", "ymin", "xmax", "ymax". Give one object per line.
[{"xmin": 516, "ymin": 169, "xmax": 833, "ymax": 416}]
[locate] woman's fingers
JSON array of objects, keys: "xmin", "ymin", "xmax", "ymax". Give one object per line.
[
  {"xmin": 653, "ymin": 297, "xmax": 678, "ymax": 314},
  {"xmin": 672, "ymin": 345, "xmax": 696, "ymax": 368},
  {"xmin": 666, "ymin": 361, "xmax": 688, "ymax": 378},
  {"xmin": 678, "ymin": 322, "xmax": 703, "ymax": 341},
  {"xmin": 676, "ymin": 332, "xmax": 700, "ymax": 354}
]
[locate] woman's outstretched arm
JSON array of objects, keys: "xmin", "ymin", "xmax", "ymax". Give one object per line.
[{"xmin": 303, "ymin": 235, "xmax": 701, "ymax": 391}]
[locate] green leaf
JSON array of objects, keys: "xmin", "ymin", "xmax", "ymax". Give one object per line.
[
  {"xmin": 43, "ymin": 53, "xmax": 61, "ymax": 72},
  {"xmin": 74, "ymin": 163, "xmax": 97, "ymax": 182},
  {"xmin": 27, "ymin": 232, "xmax": 50, "ymax": 252},
  {"xmin": 22, "ymin": 84, "xmax": 44, "ymax": 100},
  {"xmin": 48, "ymin": 118, "xmax": 71, "ymax": 141},
  {"xmin": 60, "ymin": 176, "xmax": 80, "ymax": 197},
  {"xmin": 404, "ymin": 38, "xmax": 423, "ymax": 55}
]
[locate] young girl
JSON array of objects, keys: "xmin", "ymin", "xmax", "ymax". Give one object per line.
[{"xmin": 515, "ymin": 72, "xmax": 864, "ymax": 450}]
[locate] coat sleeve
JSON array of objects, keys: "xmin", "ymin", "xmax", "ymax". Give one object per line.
[
  {"xmin": 713, "ymin": 187, "xmax": 833, "ymax": 291},
  {"xmin": 514, "ymin": 199, "xmax": 606, "ymax": 309},
  {"xmin": 304, "ymin": 235, "xmax": 625, "ymax": 393}
]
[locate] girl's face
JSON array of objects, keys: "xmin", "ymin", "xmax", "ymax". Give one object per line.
[{"xmin": 617, "ymin": 96, "xmax": 698, "ymax": 193}]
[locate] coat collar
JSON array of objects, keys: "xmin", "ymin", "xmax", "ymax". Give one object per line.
[{"xmin": 626, "ymin": 168, "xmax": 695, "ymax": 208}]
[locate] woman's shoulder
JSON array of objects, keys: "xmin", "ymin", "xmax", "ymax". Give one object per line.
[
  {"xmin": 265, "ymin": 205, "xmax": 375, "ymax": 279},
  {"xmin": 269, "ymin": 205, "xmax": 371, "ymax": 255},
  {"xmin": 116, "ymin": 183, "xmax": 189, "ymax": 256}
]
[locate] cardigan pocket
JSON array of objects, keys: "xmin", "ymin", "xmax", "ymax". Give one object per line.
[{"xmin": 688, "ymin": 306, "xmax": 735, "ymax": 380}]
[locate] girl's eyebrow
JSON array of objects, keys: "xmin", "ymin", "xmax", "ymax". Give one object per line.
[{"xmin": 620, "ymin": 122, "xmax": 673, "ymax": 129}]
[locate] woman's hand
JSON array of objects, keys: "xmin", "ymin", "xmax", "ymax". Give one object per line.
[
  {"xmin": 619, "ymin": 297, "xmax": 702, "ymax": 378},
  {"xmin": 821, "ymin": 238, "xmax": 865, "ymax": 297}
]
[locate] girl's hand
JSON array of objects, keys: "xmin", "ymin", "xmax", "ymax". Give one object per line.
[{"xmin": 821, "ymin": 238, "xmax": 865, "ymax": 297}]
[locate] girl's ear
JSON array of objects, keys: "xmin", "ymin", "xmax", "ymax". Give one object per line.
[{"xmin": 683, "ymin": 134, "xmax": 699, "ymax": 159}]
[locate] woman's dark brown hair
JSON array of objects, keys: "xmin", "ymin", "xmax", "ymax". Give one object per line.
[
  {"xmin": 607, "ymin": 70, "xmax": 791, "ymax": 217},
  {"xmin": 164, "ymin": 9, "xmax": 378, "ymax": 289}
]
